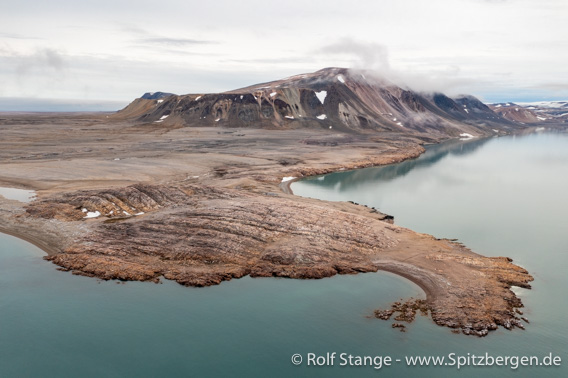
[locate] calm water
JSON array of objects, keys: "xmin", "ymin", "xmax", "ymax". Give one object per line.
[
  {"xmin": 1, "ymin": 132, "xmax": 567, "ymax": 377},
  {"xmin": 0, "ymin": 187, "xmax": 36, "ymax": 202}
]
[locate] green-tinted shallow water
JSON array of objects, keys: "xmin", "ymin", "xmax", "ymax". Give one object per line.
[{"xmin": 2, "ymin": 132, "xmax": 567, "ymax": 377}]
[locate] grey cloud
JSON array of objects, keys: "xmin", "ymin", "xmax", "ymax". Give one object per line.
[
  {"xmin": 136, "ymin": 37, "xmax": 216, "ymax": 46},
  {"xmin": 390, "ymin": 67, "xmax": 479, "ymax": 95},
  {"xmin": 470, "ymin": 0, "xmax": 510, "ymax": 3},
  {"xmin": 224, "ymin": 57, "xmax": 309, "ymax": 64},
  {"xmin": 318, "ymin": 38, "xmax": 390, "ymax": 72},
  {"xmin": 120, "ymin": 24, "xmax": 216, "ymax": 48},
  {"xmin": 530, "ymin": 82, "xmax": 568, "ymax": 92},
  {"xmin": 318, "ymin": 38, "xmax": 476, "ymax": 94},
  {"xmin": 16, "ymin": 48, "xmax": 66, "ymax": 76},
  {"xmin": 0, "ymin": 32, "xmax": 42, "ymax": 40}
]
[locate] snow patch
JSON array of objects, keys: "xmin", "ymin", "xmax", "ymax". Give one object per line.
[
  {"xmin": 337, "ymin": 75, "xmax": 345, "ymax": 83},
  {"xmin": 535, "ymin": 127, "xmax": 545, "ymax": 132},
  {"xmin": 81, "ymin": 208, "xmax": 87, "ymax": 213},
  {"xmin": 157, "ymin": 99, "xmax": 164, "ymax": 104},
  {"xmin": 123, "ymin": 211, "xmax": 130, "ymax": 215},
  {"xmin": 155, "ymin": 114, "xmax": 169, "ymax": 123},
  {"xmin": 84, "ymin": 211, "xmax": 101, "ymax": 219},
  {"xmin": 215, "ymin": 118, "xmax": 220, "ymax": 122},
  {"xmin": 316, "ymin": 114, "xmax": 327, "ymax": 120},
  {"xmin": 315, "ymin": 90, "xmax": 327, "ymax": 104},
  {"xmin": 270, "ymin": 92, "xmax": 277, "ymax": 97},
  {"xmin": 285, "ymin": 116, "xmax": 294, "ymax": 119},
  {"xmin": 281, "ymin": 176, "xmax": 296, "ymax": 183},
  {"xmin": 240, "ymin": 95, "xmax": 243, "ymax": 99},
  {"xmin": 195, "ymin": 96, "xmax": 201, "ymax": 101},
  {"xmin": 135, "ymin": 212, "xmax": 145, "ymax": 216},
  {"xmin": 459, "ymin": 133, "xmax": 477, "ymax": 140},
  {"xmin": 537, "ymin": 116, "xmax": 547, "ymax": 121},
  {"xmin": 464, "ymin": 108, "xmax": 469, "ymax": 113}
]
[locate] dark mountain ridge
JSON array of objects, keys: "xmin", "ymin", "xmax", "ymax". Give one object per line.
[{"xmin": 116, "ymin": 68, "xmax": 519, "ymax": 139}]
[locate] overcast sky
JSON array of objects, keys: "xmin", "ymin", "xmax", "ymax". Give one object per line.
[{"xmin": 1, "ymin": 0, "xmax": 567, "ymax": 110}]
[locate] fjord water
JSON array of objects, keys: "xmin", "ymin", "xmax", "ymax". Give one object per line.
[
  {"xmin": 1, "ymin": 132, "xmax": 567, "ymax": 377},
  {"xmin": 292, "ymin": 131, "xmax": 568, "ymax": 376}
]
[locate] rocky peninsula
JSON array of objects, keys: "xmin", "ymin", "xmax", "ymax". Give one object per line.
[{"xmin": 0, "ymin": 69, "xmax": 538, "ymax": 336}]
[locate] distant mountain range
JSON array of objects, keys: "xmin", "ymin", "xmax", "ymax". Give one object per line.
[
  {"xmin": 489, "ymin": 101, "xmax": 568, "ymax": 124},
  {"xmin": 116, "ymin": 68, "xmax": 562, "ymax": 139}
]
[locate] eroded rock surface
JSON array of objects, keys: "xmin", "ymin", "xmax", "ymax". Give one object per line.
[{"xmin": 23, "ymin": 182, "xmax": 534, "ymax": 336}]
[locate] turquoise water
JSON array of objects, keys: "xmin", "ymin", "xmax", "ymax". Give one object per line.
[
  {"xmin": 292, "ymin": 132, "xmax": 568, "ymax": 376},
  {"xmin": 1, "ymin": 132, "xmax": 567, "ymax": 377}
]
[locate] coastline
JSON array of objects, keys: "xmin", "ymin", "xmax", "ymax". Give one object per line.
[
  {"xmin": 0, "ymin": 113, "xmax": 534, "ymax": 336},
  {"xmin": 0, "ymin": 226, "xmax": 55, "ymax": 255}
]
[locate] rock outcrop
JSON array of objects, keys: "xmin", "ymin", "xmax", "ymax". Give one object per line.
[{"xmin": 25, "ymin": 182, "xmax": 533, "ymax": 336}]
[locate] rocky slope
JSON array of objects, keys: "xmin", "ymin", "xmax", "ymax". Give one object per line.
[{"xmin": 116, "ymin": 68, "xmax": 517, "ymax": 140}]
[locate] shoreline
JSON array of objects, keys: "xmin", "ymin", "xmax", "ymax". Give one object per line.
[
  {"xmin": 0, "ymin": 225, "xmax": 57, "ymax": 256},
  {"xmin": 0, "ymin": 113, "xmax": 535, "ymax": 336}
]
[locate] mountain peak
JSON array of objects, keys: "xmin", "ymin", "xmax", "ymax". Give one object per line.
[
  {"xmin": 141, "ymin": 92, "xmax": 176, "ymax": 100},
  {"xmin": 118, "ymin": 68, "xmax": 517, "ymax": 139}
]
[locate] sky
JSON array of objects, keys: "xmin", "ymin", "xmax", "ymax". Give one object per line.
[{"xmin": 0, "ymin": 0, "xmax": 567, "ymax": 111}]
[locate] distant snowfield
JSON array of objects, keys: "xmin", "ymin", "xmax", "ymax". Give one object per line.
[{"xmin": 516, "ymin": 101, "xmax": 568, "ymax": 108}]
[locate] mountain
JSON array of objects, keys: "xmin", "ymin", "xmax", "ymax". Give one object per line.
[
  {"xmin": 116, "ymin": 68, "xmax": 519, "ymax": 139},
  {"xmin": 140, "ymin": 92, "xmax": 176, "ymax": 100},
  {"xmin": 489, "ymin": 101, "xmax": 568, "ymax": 124}
]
